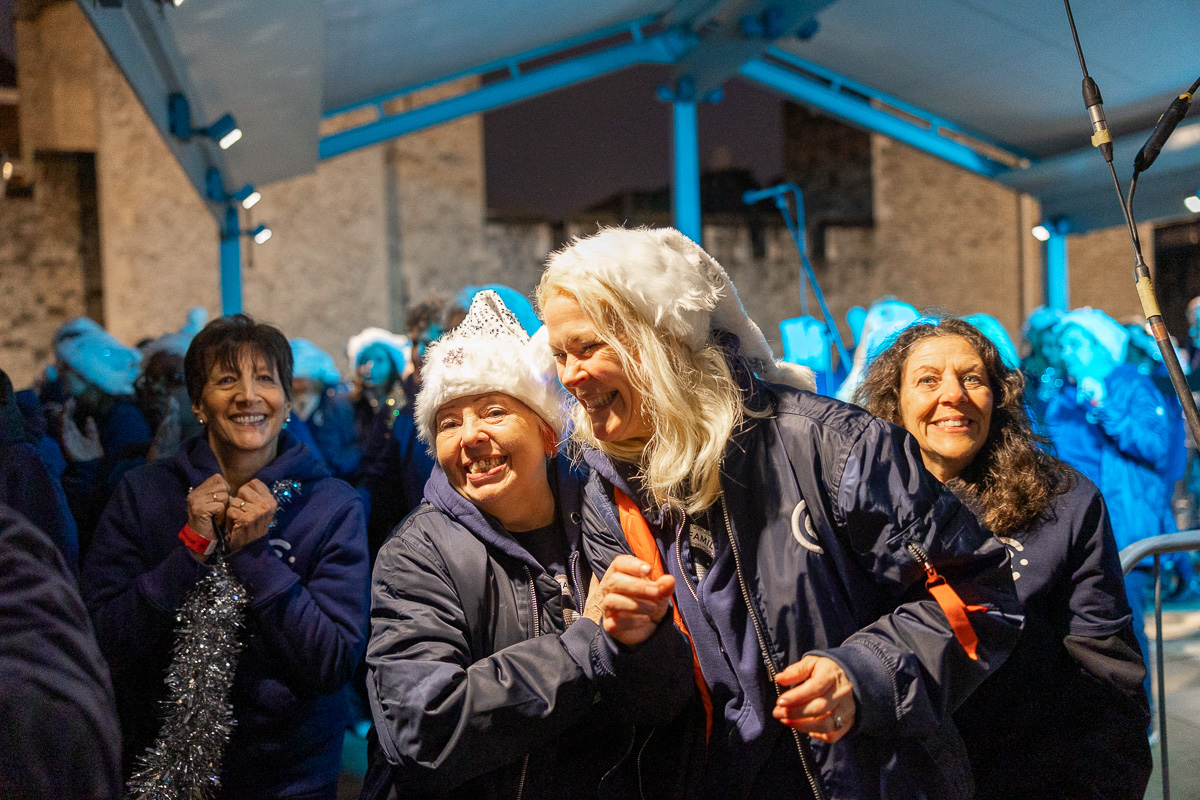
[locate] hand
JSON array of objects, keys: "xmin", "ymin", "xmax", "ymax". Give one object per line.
[
  {"xmin": 59, "ymin": 399, "xmax": 103, "ymax": 462},
  {"xmin": 186, "ymin": 474, "xmax": 231, "ymax": 550},
  {"xmin": 147, "ymin": 396, "xmax": 183, "ymax": 462},
  {"xmin": 1078, "ymin": 376, "xmax": 1105, "ymax": 407},
  {"xmin": 774, "ymin": 655, "xmax": 857, "ymax": 744},
  {"xmin": 225, "ymin": 479, "xmax": 277, "ymax": 552},
  {"xmin": 586, "ymin": 555, "xmax": 675, "ymax": 648}
]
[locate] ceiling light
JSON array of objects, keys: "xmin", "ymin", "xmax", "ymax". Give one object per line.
[
  {"xmin": 1031, "ymin": 224, "xmax": 1051, "ymax": 242},
  {"xmin": 251, "ymin": 224, "xmax": 272, "ymax": 245},
  {"xmin": 1185, "ymin": 195, "xmax": 1200, "ymax": 214}
]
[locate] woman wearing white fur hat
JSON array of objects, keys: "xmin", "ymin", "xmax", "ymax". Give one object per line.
[
  {"xmin": 362, "ymin": 290, "xmax": 695, "ymax": 799},
  {"xmin": 538, "ymin": 227, "xmax": 1023, "ymax": 800}
]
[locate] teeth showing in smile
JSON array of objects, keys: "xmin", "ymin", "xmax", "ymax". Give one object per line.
[
  {"xmin": 232, "ymin": 414, "xmax": 266, "ymax": 424},
  {"xmin": 934, "ymin": 419, "xmax": 967, "ymax": 428},
  {"xmin": 467, "ymin": 456, "xmax": 504, "ymax": 474},
  {"xmin": 581, "ymin": 392, "xmax": 616, "ymax": 412}
]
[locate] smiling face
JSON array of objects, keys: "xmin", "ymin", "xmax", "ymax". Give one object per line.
[
  {"xmin": 898, "ymin": 335, "xmax": 994, "ymax": 483},
  {"xmin": 193, "ymin": 347, "xmax": 289, "ymax": 461},
  {"xmin": 434, "ymin": 392, "xmax": 555, "ymax": 531},
  {"xmin": 542, "ymin": 294, "xmax": 652, "ymax": 446}
]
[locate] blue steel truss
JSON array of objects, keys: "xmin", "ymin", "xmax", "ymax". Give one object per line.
[
  {"xmin": 319, "ymin": 23, "xmax": 697, "ymax": 160},
  {"xmin": 741, "ymin": 47, "xmax": 1030, "ymax": 178}
]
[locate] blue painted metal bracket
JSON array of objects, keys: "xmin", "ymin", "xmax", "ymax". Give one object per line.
[
  {"xmin": 320, "ymin": 27, "xmax": 697, "ymax": 160},
  {"xmin": 740, "ymin": 48, "xmax": 1029, "ymax": 178}
]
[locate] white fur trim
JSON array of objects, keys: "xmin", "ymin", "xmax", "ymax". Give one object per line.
[{"xmin": 545, "ymin": 227, "xmax": 809, "ymax": 388}]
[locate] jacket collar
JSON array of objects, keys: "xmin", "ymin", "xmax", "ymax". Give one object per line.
[{"xmin": 170, "ymin": 428, "xmax": 330, "ymax": 490}]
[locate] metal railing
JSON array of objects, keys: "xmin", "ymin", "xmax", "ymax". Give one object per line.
[{"xmin": 1120, "ymin": 529, "xmax": 1200, "ymax": 800}]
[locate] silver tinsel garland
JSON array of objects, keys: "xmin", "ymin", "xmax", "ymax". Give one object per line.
[{"xmin": 126, "ymin": 545, "xmax": 250, "ymax": 800}]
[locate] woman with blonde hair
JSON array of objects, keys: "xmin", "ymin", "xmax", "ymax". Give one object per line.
[{"xmin": 538, "ymin": 227, "xmax": 1022, "ymax": 800}]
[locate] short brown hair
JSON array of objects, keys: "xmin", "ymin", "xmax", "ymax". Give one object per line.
[{"xmin": 184, "ymin": 314, "xmax": 293, "ymax": 407}]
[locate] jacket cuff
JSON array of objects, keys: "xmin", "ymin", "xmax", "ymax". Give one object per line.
[
  {"xmin": 227, "ymin": 535, "xmax": 299, "ymax": 606},
  {"xmin": 560, "ymin": 617, "xmax": 601, "ymax": 680},
  {"xmin": 590, "ymin": 606, "xmax": 676, "ymax": 680},
  {"xmin": 809, "ymin": 639, "xmax": 901, "ymax": 737},
  {"xmin": 135, "ymin": 545, "xmax": 210, "ymax": 612}
]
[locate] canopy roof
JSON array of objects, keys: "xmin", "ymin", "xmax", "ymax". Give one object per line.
[{"xmin": 79, "ymin": 0, "xmax": 1200, "ymax": 233}]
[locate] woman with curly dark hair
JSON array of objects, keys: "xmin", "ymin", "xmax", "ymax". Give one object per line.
[{"xmin": 858, "ymin": 316, "xmax": 1150, "ymax": 800}]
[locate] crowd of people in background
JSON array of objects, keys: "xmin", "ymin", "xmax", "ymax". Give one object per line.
[{"xmin": 1, "ymin": 225, "xmax": 1195, "ymax": 798}]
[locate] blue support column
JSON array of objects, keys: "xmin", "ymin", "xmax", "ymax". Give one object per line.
[
  {"xmin": 672, "ymin": 99, "xmax": 701, "ymax": 242},
  {"xmin": 1045, "ymin": 221, "xmax": 1069, "ymax": 312},
  {"xmin": 220, "ymin": 205, "xmax": 243, "ymax": 315}
]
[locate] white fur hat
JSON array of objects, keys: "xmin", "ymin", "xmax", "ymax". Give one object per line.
[
  {"xmin": 415, "ymin": 290, "xmax": 567, "ymax": 447},
  {"xmin": 543, "ymin": 227, "xmax": 815, "ymax": 392}
]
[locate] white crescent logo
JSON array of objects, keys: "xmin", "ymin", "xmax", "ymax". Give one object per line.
[
  {"xmin": 997, "ymin": 536, "xmax": 1026, "ymax": 580},
  {"xmin": 790, "ymin": 500, "xmax": 825, "ymax": 554}
]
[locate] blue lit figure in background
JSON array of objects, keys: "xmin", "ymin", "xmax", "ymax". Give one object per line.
[
  {"xmin": 845, "ymin": 305, "xmax": 867, "ymax": 348},
  {"xmin": 836, "ymin": 298, "xmax": 919, "ymax": 403},
  {"xmin": 1020, "ymin": 306, "xmax": 1065, "ymax": 433},
  {"xmin": 780, "ymin": 316, "xmax": 836, "ymax": 395},
  {"xmin": 290, "ymin": 338, "xmax": 361, "ymax": 481},
  {"xmin": 346, "ymin": 328, "xmax": 413, "ymax": 448},
  {"xmin": 1044, "ymin": 308, "xmax": 1175, "ymax": 718}
]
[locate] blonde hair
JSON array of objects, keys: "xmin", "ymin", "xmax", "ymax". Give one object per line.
[{"xmin": 538, "ymin": 270, "xmax": 763, "ymax": 515}]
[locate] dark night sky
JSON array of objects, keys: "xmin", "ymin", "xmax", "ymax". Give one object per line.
[{"xmin": 483, "ymin": 65, "xmax": 785, "ymax": 220}]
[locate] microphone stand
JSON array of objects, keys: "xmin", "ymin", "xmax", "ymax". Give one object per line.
[
  {"xmin": 1062, "ymin": 0, "xmax": 1200, "ymax": 452},
  {"xmin": 743, "ymin": 183, "xmax": 852, "ymax": 370}
]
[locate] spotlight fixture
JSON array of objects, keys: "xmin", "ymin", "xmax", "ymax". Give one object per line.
[
  {"xmin": 168, "ymin": 93, "xmax": 242, "ymax": 150},
  {"xmin": 233, "ymin": 185, "xmax": 261, "ymax": 210},
  {"xmin": 1031, "ymin": 224, "xmax": 1051, "ymax": 242},
  {"xmin": 251, "ymin": 224, "xmax": 272, "ymax": 245},
  {"xmin": 1186, "ymin": 195, "xmax": 1200, "ymax": 214}
]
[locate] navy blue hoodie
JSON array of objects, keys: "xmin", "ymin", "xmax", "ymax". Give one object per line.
[{"xmin": 81, "ymin": 430, "xmax": 370, "ymax": 798}]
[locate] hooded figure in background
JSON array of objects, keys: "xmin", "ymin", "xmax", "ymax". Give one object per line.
[
  {"xmin": 0, "ymin": 369, "xmax": 79, "ymax": 571},
  {"xmin": 835, "ymin": 298, "xmax": 919, "ymax": 403},
  {"xmin": 51, "ymin": 318, "xmax": 151, "ymax": 554},
  {"xmin": 1044, "ymin": 307, "xmax": 1176, "ymax": 717},
  {"xmin": 290, "ymin": 338, "xmax": 360, "ymax": 480}
]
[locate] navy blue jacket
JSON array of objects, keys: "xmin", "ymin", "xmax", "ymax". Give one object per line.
[
  {"xmin": 81, "ymin": 430, "xmax": 370, "ymax": 799},
  {"xmin": 954, "ymin": 473, "xmax": 1150, "ymax": 799},
  {"xmin": 301, "ymin": 391, "xmax": 361, "ymax": 480},
  {"xmin": 583, "ymin": 379, "xmax": 1022, "ymax": 800},
  {"xmin": 363, "ymin": 456, "xmax": 694, "ymax": 799},
  {"xmin": 0, "ymin": 503, "xmax": 121, "ymax": 800}
]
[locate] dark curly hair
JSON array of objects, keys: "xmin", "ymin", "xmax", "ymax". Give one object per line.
[{"xmin": 856, "ymin": 316, "xmax": 1071, "ymax": 536}]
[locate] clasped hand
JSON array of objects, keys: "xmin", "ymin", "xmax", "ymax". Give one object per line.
[
  {"xmin": 185, "ymin": 474, "xmax": 277, "ymax": 560},
  {"xmin": 584, "ymin": 555, "xmax": 675, "ymax": 648}
]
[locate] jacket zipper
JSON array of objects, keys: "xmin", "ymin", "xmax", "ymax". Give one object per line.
[
  {"xmin": 514, "ymin": 566, "xmax": 541, "ymax": 800},
  {"xmin": 569, "ymin": 550, "xmax": 585, "ymax": 612},
  {"xmin": 673, "ymin": 516, "xmax": 699, "ymax": 606},
  {"xmin": 720, "ymin": 497, "xmax": 827, "ymax": 800}
]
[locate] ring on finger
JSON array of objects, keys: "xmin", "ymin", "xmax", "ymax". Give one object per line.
[
  {"xmin": 239, "ymin": 500, "xmax": 247, "ymax": 510},
  {"xmin": 212, "ymin": 492, "xmax": 220, "ymax": 502}
]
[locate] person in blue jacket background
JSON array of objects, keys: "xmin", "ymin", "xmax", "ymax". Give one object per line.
[
  {"xmin": 81, "ymin": 314, "xmax": 369, "ymax": 799},
  {"xmin": 1044, "ymin": 307, "xmax": 1176, "ymax": 716},
  {"xmin": 290, "ymin": 337, "xmax": 361, "ymax": 480},
  {"xmin": 539, "ymin": 227, "xmax": 1022, "ymax": 800}
]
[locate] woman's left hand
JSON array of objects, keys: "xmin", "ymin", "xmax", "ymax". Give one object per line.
[
  {"xmin": 773, "ymin": 655, "xmax": 856, "ymax": 744},
  {"xmin": 225, "ymin": 479, "xmax": 278, "ymax": 552}
]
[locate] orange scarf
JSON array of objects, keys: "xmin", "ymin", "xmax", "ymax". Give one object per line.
[{"xmin": 614, "ymin": 488, "xmax": 713, "ymax": 738}]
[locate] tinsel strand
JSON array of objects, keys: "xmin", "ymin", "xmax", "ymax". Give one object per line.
[{"xmin": 126, "ymin": 549, "xmax": 250, "ymax": 800}]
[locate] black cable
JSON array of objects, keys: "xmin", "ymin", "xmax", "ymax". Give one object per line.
[
  {"xmin": 1063, "ymin": 0, "xmax": 1090, "ymax": 77},
  {"xmin": 1125, "ymin": 171, "xmax": 1141, "ymax": 252}
]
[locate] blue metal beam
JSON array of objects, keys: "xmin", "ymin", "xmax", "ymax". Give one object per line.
[
  {"xmin": 672, "ymin": 100, "xmax": 701, "ymax": 242},
  {"xmin": 1045, "ymin": 227, "xmax": 1069, "ymax": 312},
  {"xmin": 740, "ymin": 52, "xmax": 1022, "ymax": 178},
  {"xmin": 220, "ymin": 205, "xmax": 243, "ymax": 316},
  {"xmin": 320, "ymin": 30, "xmax": 695, "ymax": 160}
]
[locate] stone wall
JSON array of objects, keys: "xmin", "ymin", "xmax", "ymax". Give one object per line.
[{"xmin": 0, "ymin": 154, "xmax": 88, "ymax": 388}]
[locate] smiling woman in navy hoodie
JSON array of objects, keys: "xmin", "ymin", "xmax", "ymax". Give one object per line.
[
  {"xmin": 363, "ymin": 291, "xmax": 693, "ymax": 800},
  {"xmin": 81, "ymin": 315, "xmax": 369, "ymax": 800}
]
